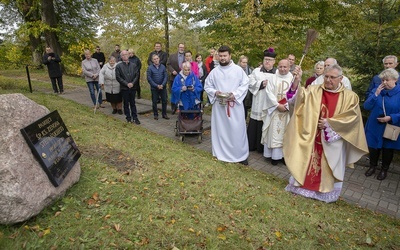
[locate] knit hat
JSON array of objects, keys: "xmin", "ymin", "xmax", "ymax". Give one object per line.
[{"xmin": 264, "ymin": 47, "xmax": 277, "ymax": 58}]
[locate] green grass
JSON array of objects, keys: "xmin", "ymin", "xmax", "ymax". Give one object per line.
[{"xmin": 0, "ymin": 70, "xmax": 399, "ymax": 249}]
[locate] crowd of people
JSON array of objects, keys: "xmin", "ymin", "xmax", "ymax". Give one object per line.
[{"xmin": 42, "ymin": 42, "xmax": 400, "ymax": 203}]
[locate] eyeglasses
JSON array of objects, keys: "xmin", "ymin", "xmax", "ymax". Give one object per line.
[
  {"xmin": 324, "ymin": 75, "xmax": 342, "ymax": 80},
  {"xmin": 264, "ymin": 58, "xmax": 275, "ymax": 62}
]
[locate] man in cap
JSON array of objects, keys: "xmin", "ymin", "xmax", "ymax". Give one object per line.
[{"xmin": 247, "ymin": 48, "xmax": 277, "ymax": 153}]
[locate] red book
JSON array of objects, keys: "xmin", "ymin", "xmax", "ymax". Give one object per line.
[{"xmin": 278, "ymin": 98, "xmax": 287, "ymax": 105}]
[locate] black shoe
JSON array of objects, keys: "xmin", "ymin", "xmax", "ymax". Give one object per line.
[
  {"xmin": 239, "ymin": 159, "xmax": 248, "ymax": 165},
  {"xmin": 117, "ymin": 110, "xmax": 123, "ymax": 115},
  {"xmin": 112, "ymin": 109, "xmax": 117, "ymax": 114},
  {"xmin": 271, "ymin": 159, "xmax": 279, "ymax": 165},
  {"xmin": 162, "ymin": 115, "xmax": 170, "ymax": 120},
  {"xmin": 281, "ymin": 158, "xmax": 286, "ymax": 166},
  {"xmin": 365, "ymin": 166, "xmax": 376, "ymax": 177},
  {"xmin": 154, "ymin": 116, "xmax": 159, "ymax": 120},
  {"xmin": 377, "ymin": 170, "xmax": 387, "ymax": 180},
  {"xmin": 134, "ymin": 119, "xmax": 141, "ymax": 125}
]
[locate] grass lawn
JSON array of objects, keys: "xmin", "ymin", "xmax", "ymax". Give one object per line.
[{"xmin": 0, "ymin": 69, "xmax": 399, "ymax": 249}]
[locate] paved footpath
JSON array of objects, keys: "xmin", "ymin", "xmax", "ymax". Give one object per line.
[{"xmin": 60, "ymin": 86, "xmax": 400, "ymax": 219}]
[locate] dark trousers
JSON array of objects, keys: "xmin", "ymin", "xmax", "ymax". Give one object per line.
[
  {"xmin": 247, "ymin": 118, "xmax": 264, "ymax": 153},
  {"xmin": 151, "ymin": 88, "xmax": 167, "ymax": 116},
  {"xmin": 136, "ymin": 82, "xmax": 141, "ymax": 98},
  {"xmin": 121, "ymin": 89, "xmax": 138, "ymax": 122},
  {"xmin": 200, "ymin": 80, "xmax": 205, "ymax": 102},
  {"xmin": 169, "ymin": 79, "xmax": 176, "ymax": 111},
  {"xmin": 50, "ymin": 76, "xmax": 63, "ymax": 93},
  {"xmin": 369, "ymin": 147, "xmax": 394, "ymax": 170}
]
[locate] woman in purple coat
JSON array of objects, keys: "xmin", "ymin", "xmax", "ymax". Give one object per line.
[{"xmin": 364, "ymin": 68, "xmax": 400, "ymax": 180}]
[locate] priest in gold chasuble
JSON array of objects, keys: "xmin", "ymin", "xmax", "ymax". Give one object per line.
[{"xmin": 284, "ymin": 64, "xmax": 368, "ymax": 203}]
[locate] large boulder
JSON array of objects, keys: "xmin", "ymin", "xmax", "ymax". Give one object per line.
[{"xmin": 0, "ymin": 93, "xmax": 81, "ymax": 225}]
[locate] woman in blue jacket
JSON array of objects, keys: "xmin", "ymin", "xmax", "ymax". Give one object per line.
[
  {"xmin": 171, "ymin": 61, "xmax": 203, "ymax": 111},
  {"xmin": 364, "ymin": 68, "xmax": 400, "ymax": 180}
]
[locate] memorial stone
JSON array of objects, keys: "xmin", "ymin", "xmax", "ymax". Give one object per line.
[{"xmin": 0, "ymin": 94, "xmax": 81, "ymax": 225}]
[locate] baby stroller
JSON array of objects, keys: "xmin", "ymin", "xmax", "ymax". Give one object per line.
[{"xmin": 174, "ymin": 103, "xmax": 203, "ymax": 143}]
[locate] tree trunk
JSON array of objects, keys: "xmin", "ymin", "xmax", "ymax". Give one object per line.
[
  {"xmin": 18, "ymin": 0, "xmax": 42, "ymax": 66},
  {"xmin": 41, "ymin": 0, "xmax": 62, "ymax": 57},
  {"xmin": 163, "ymin": 0, "xmax": 169, "ymax": 54},
  {"xmin": 29, "ymin": 35, "xmax": 43, "ymax": 67}
]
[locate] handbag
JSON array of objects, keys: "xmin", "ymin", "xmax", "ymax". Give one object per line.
[{"xmin": 382, "ymin": 97, "xmax": 400, "ymax": 141}]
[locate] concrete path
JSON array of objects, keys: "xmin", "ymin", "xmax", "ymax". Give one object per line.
[{"xmin": 59, "ymin": 86, "xmax": 400, "ymax": 219}]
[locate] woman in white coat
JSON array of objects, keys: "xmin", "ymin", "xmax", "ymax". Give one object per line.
[{"xmin": 99, "ymin": 56, "xmax": 123, "ymax": 114}]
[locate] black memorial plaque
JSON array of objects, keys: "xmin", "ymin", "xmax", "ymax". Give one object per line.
[{"xmin": 20, "ymin": 110, "xmax": 81, "ymax": 187}]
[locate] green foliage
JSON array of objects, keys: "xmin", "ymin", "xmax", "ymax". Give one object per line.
[
  {"xmin": 342, "ymin": 0, "xmax": 400, "ymax": 76},
  {"xmin": 0, "ymin": 41, "xmax": 32, "ymax": 68},
  {"xmin": 0, "ymin": 0, "xmax": 101, "ymax": 73},
  {"xmin": 338, "ymin": 0, "xmax": 400, "ymax": 104}
]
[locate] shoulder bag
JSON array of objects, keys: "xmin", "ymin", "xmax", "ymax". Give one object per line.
[{"xmin": 382, "ymin": 97, "xmax": 400, "ymax": 141}]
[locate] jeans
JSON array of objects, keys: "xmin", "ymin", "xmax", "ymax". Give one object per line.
[
  {"xmin": 86, "ymin": 81, "xmax": 102, "ymax": 105},
  {"xmin": 151, "ymin": 88, "xmax": 167, "ymax": 116},
  {"xmin": 121, "ymin": 89, "xmax": 138, "ymax": 121},
  {"xmin": 50, "ymin": 77, "xmax": 63, "ymax": 93}
]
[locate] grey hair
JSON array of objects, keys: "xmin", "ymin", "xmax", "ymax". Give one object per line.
[
  {"xmin": 379, "ymin": 68, "xmax": 399, "ymax": 80},
  {"xmin": 237, "ymin": 55, "xmax": 248, "ymax": 64},
  {"xmin": 314, "ymin": 61, "xmax": 324, "ymax": 70},
  {"xmin": 382, "ymin": 55, "xmax": 398, "ymax": 64},
  {"xmin": 324, "ymin": 64, "xmax": 343, "ymax": 76},
  {"xmin": 325, "ymin": 57, "xmax": 338, "ymax": 64},
  {"xmin": 182, "ymin": 61, "xmax": 191, "ymax": 69}
]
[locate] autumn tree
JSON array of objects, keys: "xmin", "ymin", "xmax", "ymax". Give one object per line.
[
  {"xmin": 0, "ymin": 0, "xmax": 101, "ymax": 70},
  {"xmin": 99, "ymin": 0, "xmax": 182, "ymax": 53}
]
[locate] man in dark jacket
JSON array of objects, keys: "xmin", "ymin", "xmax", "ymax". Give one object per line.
[
  {"xmin": 147, "ymin": 54, "xmax": 169, "ymax": 120},
  {"xmin": 92, "ymin": 46, "xmax": 106, "ymax": 68},
  {"xmin": 147, "ymin": 42, "xmax": 168, "ymax": 66},
  {"xmin": 128, "ymin": 49, "xmax": 142, "ymax": 99},
  {"xmin": 43, "ymin": 46, "xmax": 63, "ymax": 94},
  {"xmin": 167, "ymin": 43, "xmax": 185, "ymax": 113},
  {"xmin": 116, "ymin": 50, "xmax": 140, "ymax": 124}
]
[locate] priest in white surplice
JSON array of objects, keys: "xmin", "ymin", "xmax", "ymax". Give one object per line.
[
  {"xmin": 247, "ymin": 48, "xmax": 277, "ymax": 153},
  {"xmin": 261, "ymin": 59, "xmax": 301, "ymax": 165},
  {"xmin": 205, "ymin": 45, "xmax": 250, "ymax": 165}
]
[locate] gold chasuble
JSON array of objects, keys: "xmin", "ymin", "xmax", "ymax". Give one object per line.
[{"xmin": 283, "ymin": 84, "xmax": 368, "ymax": 193}]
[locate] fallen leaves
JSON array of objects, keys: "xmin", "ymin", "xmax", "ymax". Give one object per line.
[
  {"xmin": 217, "ymin": 234, "xmax": 226, "ymax": 240},
  {"xmin": 217, "ymin": 225, "xmax": 227, "ymax": 232},
  {"xmin": 86, "ymin": 192, "xmax": 102, "ymax": 207},
  {"xmin": 114, "ymin": 224, "xmax": 121, "ymax": 232},
  {"xmin": 275, "ymin": 231, "xmax": 282, "ymax": 241},
  {"xmin": 23, "ymin": 225, "xmax": 51, "ymax": 238}
]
